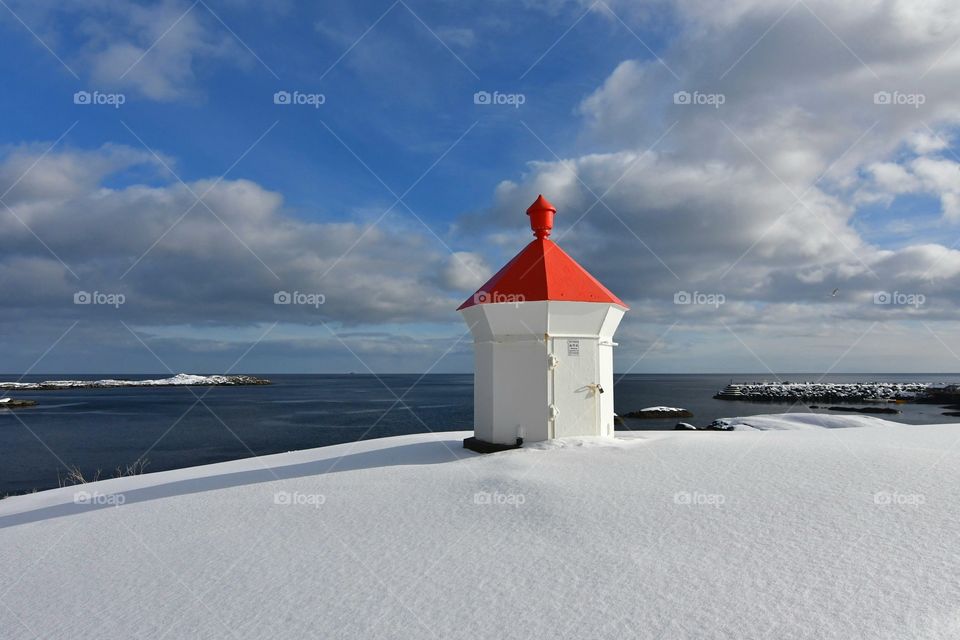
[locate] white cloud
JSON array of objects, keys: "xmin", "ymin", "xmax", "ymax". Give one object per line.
[
  {"xmin": 863, "ymin": 155, "xmax": 960, "ymax": 220},
  {"xmin": 8, "ymin": 0, "xmax": 960, "ymax": 371},
  {"xmin": 909, "ymin": 130, "xmax": 950, "ymax": 155},
  {"xmin": 868, "ymin": 162, "xmax": 919, "ymax": 195},
  {"xmin": 435, "ymin": 27, "xmax": 477, "ymax": 49},
  {"xmin": 456, "ymin": 0, "xmax": 960, "ymax": 369},
  {"xmin": 0, "ymin": 144, "xmax": 473, "ymax": 331},
  {"xmin": 441, "ymin": 252, "xmax": 491, "ymax": 292},
  {"xmin": 8, "ymin": 0, "xmax": 245, "ymax": 100}
]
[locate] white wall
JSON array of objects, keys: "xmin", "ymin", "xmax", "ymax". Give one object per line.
[
  {"xmin": 472, "ymin": 342, "xmax": 494, "ymax": 442},
  {"xmin": 599, "ymin": 343, "xmax": 615, "ymax": 436},
  {"xmin": 461, "ymin": 301, "xmax": 626, "ymax": 444}
]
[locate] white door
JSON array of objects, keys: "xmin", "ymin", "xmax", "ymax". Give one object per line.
[{"xmin": 551, "ymin": 337, "xmax": 600, "ymax": 438}]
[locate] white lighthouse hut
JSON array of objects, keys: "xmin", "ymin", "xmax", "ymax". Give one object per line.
[{"xmin": 459, "ymin": 195, "xmax": 629, "ymax": 452}]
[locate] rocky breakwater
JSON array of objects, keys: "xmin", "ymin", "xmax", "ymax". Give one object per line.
[{"xmin": 713, "ymin": 382, "xmax": 930, "ymax": 402}]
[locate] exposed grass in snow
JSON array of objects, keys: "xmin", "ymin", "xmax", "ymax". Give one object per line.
[
  {"xmin": 56, "ymin": 458, "xmax": 151, "ymax": 488},
  {"xmin": 1, "ymin": 415, "xmax": 959, "ymax": 639}
]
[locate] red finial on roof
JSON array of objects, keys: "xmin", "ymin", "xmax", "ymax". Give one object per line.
[{"xmin": 526, "ymin": 194, "xmax": 556, "ymax": 239}]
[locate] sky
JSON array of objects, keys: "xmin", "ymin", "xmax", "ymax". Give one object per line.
[{"xmin": 2, "ymin": 0, "xmax": 960, "ymax": 374}]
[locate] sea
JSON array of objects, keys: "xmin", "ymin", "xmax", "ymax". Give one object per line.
[{"xmin": 2, "ymin": 372, "xmax": 958, "ymax": 496}]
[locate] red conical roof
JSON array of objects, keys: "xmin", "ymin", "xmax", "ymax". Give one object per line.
[{"xmin": 458, "ymin": 196, "xmax": 628, "ymax": 310}]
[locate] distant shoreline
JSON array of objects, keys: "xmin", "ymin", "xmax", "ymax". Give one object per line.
[{"xmin": 0, "ymin": 373, "xmax": 270, "ymax": 391}]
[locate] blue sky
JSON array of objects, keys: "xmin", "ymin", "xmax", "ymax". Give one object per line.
[
  {"xmin": 1, "ymin": 1, "xmax": 669, "ymax": 222},
  {"xmin": 3, "ymin": 0, "xmax": 960, "ymax": 374}
]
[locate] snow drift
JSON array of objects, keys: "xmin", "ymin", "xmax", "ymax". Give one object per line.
[
  {"xmin": 722, "ymin": 412, "xmax": 901, "ymax": 430},
  {"xmin": 1, "ymin": 414, "xmax": 958, "ymax": 639}
]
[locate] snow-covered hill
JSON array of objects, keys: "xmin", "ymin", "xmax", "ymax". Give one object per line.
[{"xmin": 2, "ymin": 415, "xmax": 959, "ymax": 639}]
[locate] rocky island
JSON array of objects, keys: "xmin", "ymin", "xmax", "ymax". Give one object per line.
[
  {"xmin": 0, "ymin": 373, "xmax": 271, "ymax": 391},
  {"xmin": 623, "ymin": 406, "xmax": 694, "ymax": 419},
  {"xmin": 0, "ymin": 398, "xmax": 38, "ymax": 409}
]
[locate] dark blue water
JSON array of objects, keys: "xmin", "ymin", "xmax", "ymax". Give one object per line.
[{"xmin": 1, "ymin": 373, "xmax": 958, "ymax": 496}]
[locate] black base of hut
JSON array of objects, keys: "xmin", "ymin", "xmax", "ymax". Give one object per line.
[{"xmin": 463, "ymin": 436, "xmax": 523, "ymax": 454}]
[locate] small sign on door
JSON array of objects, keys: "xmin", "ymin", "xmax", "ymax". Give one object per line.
[{"xmin": 567, "ymin": 339, "xmax": 580, "ymax": 356}]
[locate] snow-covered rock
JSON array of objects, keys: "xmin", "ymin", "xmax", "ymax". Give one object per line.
[{"xmin": 624, "ymin": 406, "xmax": 694, "ymax": 418}]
